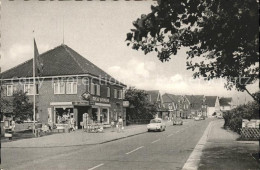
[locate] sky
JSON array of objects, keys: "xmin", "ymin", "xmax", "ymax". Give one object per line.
[{"xmin": 0, "ymin": 0, "xmax": 258, "ymax": 105}]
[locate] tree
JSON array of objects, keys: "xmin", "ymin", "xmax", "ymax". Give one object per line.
[
  {"xmin": 11, "ymin": 91, "xmax": 33, "ymax": 121},
  {"xmin": 125, "ymin": 87, "xmax": 157, "ymax": 121},
  {"xmin": 126, "ymin": 0, "xmax": 259, "ymax": 101}
]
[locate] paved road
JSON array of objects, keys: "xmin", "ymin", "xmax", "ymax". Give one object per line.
[{"xmin": 1, "ymin": 119, "xmax": 212, "ymax": 170}]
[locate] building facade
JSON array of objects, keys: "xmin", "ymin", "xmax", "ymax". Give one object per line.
[
  {"xmin": 0, "ymin": 44, "xmax": 126, "ymax": 128},
  {"xmin": 205, "ymin": 96, "xmax": 220, "ymax": 117}
]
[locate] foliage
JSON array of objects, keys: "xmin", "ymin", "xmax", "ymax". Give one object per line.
[
  {"xmin": 126, "ymin": 0, "xmax": 259, "ymax": 101},
  {"xmin": 125, "ymin": 87, "xmax": 157, "ymax": 120},
  {"xmin": 10, "ymin": 91, "xmax": 33, "ymax": 121},
  {"xmin": 223, "ymin": 101, "xmax": 259, "ymax": 133}
]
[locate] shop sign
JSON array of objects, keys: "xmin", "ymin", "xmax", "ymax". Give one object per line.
[
  {"xmin": 82, "ymin": 92, "xmax": 91, "ymax": 100},
  {"xmin": 123, "ymin": 101, "xmax": 130, "ymax": 107},
  {"xmin": 73, "ymin": 101, "xmax": 90, "ymax": 106},
  {"xmin": 92, "ymin": 96, "xmax": 109, "ymax": 103}
]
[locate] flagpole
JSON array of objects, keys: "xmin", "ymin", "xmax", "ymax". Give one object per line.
[{"xmin": 33, "ymin": 32, "xmax": 36, "ymax": 136}]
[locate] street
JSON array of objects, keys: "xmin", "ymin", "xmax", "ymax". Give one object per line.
[{"xmin": 1, "ymin": 119, "xmax": 211, "ymax": 170}]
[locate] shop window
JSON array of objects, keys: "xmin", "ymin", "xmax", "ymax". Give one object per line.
[
  {"xmin": 24, "ymin": 84, "xmax": 39, "ymax": 95},
  {"xmin": 7, "ymin": 85, "xmax": 13, "ymax": 96},
  {"xmin": 107, "ymin": 87, "xmax": 110, "ymax": 97},
  {"xmin": 114, "ymin": 89, "xmax": 117, "ymax": 98},
  {"xmin": 54, "ymin": 82, "xmax": 65, "ymax": 94},
  {"xmin": 102, "ymin": 109, "xmax": 109, "ymax": 124},
  {"xmin": 66, "ymin": 82, "xmax": 77, "ymax": 94}
]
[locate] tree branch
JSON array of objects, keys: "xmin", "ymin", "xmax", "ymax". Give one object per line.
[{"xmin": 244, "ymin": 87, "xmax": 257, "ymax": 101}]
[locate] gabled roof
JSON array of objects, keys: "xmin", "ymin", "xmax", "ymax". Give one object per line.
[
  {"xmin": 219, "ymin": 97, "xmax": 232, "ymax": 106},
  {"xmin": 205, "ymin": 96, "xmax": 218, "ymax": 107},
  {"xmin": 185, "ymin": 95, "xmax": 204, "ymax": 110},
  {"xmin": 0, "ymin": 44, "xmax": 125, "ymax": 86},
  {"xmin": 163, "ymin": 93, "xmax": 182, "ymax": 103},
  {"xmin": 146, "ymin": 90, "xmax": 160, "ymax": 103}
]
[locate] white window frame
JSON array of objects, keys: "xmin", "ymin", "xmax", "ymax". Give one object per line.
[
  {"xmin": 107, "ymin": 87, "xmax": 110, "ymax": 97},
  {"xmin": 96, "ymin": 84, "xmax": 100, "ymax": 96},
  {"xmin": 91, "ymin": 83, "xmax": 95, "ymax": 95},
  {"xmin": 66, "ymin": 81, "xmax": 77, "ymax": 94},
  {"xmin": 114, "ymin": 89, "xmax": 117, "ymax": 98},
  {"xmin": 118, "ymin": 90, "xmax": 123, "ymax": 99},
  {"xmin": 24, "ymin": 84, "xmax": 39, "ymax": 95},
  {"xmin": 54, "ymin": 82, "xmax": 65, "ymax": 94},
  {"xmin": 7, "ymin": 85, "xmax": 13, "ymax": 96}
]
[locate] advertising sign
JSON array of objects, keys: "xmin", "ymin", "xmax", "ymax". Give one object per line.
[{"xmin": 123, "ymin": 101, "xmax": 130, "ymax": 107}]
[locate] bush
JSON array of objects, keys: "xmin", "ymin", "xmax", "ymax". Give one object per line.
[{"xmin": 223, "ymin": 101, "xmax": 259, "ymax": 134}]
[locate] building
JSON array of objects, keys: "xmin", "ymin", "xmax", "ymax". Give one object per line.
[
  {"xmin": 205, "ymin": 96, "xmax": 220, "ymax": 117},
  {"xmin": 162, "ymin": 93, "xmax": 190, "ymax": 119},
  {"xmin": 219, "ymin": 97, "xmax": 234, "ymax": 112},
  {"xmin": 146, "ymin": 90, "xmax": 168, "ymax": 119},
  {"xmin": 0, "ymin": 44, "xmax": 126, "ymax": 129},
  {"xmin": 185, "ymin": 95, "xmax": 207, "ymax": 117}
]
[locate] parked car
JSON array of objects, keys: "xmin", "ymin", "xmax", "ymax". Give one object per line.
[
  {"xmin": 200, "ymin": 116, "xmax": 206, "ymax": 120},
  {"xmin": 147, "ymin": 118, "xmax": 166, "ymax": 132},
  {"xmin": 173, "ymin": 117, "xmax": 183, "ymax": 125},
  {"xmin": 194, "ymin": 116, "xmax": 200, "ymax": 121},
  {"xmin": 217, "ymin": 115, "xmax": 223, "ymax": 119}
]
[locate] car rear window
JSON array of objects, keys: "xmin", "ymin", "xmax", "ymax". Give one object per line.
[{"xmin": 150, "ymin": 119, "xmax": 161, "ymax": 123}]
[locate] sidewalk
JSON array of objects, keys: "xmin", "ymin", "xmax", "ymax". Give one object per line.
[
  {"xmin": 198, "ymin": 120, "xmax": 259, "ymax": 170},
  {"xmin": 2, "ymin": 124, "xmax": 150, "ymax": 148}
]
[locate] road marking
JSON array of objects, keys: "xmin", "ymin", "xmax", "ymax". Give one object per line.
[
  {"xmin": 88, "ymin": 163, "xmax": 104, "ymax": 170},
  {"xmin": 151, "ymin": 139, "xmax": 160, "ymax": 143},
  {"xmin": 167, "ymin": 134, "xmax": 173, "ymax": 137},
  {"xmin": 126, "ymin": 146, "xmax": 144, "ymax": 155}
]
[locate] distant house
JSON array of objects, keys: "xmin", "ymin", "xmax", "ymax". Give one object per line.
[
  {"xmin": 162, "ymin": 93, "xmax": 190, "ymax": 119},
  {"xmin": 0, "ymin": 44, "xmax": 126, "ymax": 128},
  {"xmin": 146, "ymin": 90, "xmax": 168, "ymax": 119},
  {"xmin": 205, "ymin": 96, "xmax": 220, "ymax": 117},
  {"xmin": 219, "ymin": 97, "xmax": 234, "ymax": 112},
  {"xmin": 185, "ymin": 95, "xmax": 207, "ymax": 117}
]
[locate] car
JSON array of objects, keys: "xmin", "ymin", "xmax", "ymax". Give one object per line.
[
  {"xmin": 173, "ymin": 117, "xmax": 183, "ymax": 125},
  {"xmin": 217, "ymin": 115, "xmax": 223, "ymax": 119},
  {"xmin": 200, "ymin": 116, "xmax": 206, "ymax": 120},
  {"xmin": 194, "ymin": 116, "xmax": 200, "ymax": 121},
  {"xmin": 147, "ymin": 118, "xmax": 166, "ymax": 132}
]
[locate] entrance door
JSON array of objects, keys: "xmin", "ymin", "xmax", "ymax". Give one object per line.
[{"xmin": 77, "ymin": 106, "xmax": 90, "ymax": 129}]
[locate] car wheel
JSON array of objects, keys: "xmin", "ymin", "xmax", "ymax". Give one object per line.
[
  {"xmin": 147, "ymin": 129, "xmax": 150, "ymax": 132},
  {"xmin": 160, "ymin": 127, "xmax": 163, "ymax": 132}
]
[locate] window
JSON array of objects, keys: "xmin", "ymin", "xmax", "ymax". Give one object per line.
[
  {"xmin": 96, "ymin": 84, "xmax": 100, "ymax": 96},
  {"xmin": 54, "ymin": 82, "xmax": 65, "ymax": 94},
  {"xmin": 91, "ymin": 83, "xmax": 95, "ymax": 95},
  {"xmin": 118, "ymin": 90, "xmax": 123, "ymax": 99},
  {"xmin": 7, "ymin": 85, "xmax": 13, "ymax": 96},
  {"xmin": 114, "ymin": 89, "xmax": 117, "ymax": 98},
  {"xmin": 24, "ymin": 84, "xmax": 39, "ymax": 95},
  {"xmin": 107, "ymin": 87, "xmax": 110, "ymax": 97},
  {"xmin": 66, "ymin": 82, "xmax": 77, "ymax": 94},
  {"xmin": 90, "ymin": 83, "xmax": 100, "ymax": 96}
]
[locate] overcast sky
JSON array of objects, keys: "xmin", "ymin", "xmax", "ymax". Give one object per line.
[{"xmin": 1, "ymin": 0, "xmax": 258, "ymax": 104}]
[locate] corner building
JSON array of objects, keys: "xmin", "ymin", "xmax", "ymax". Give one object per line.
[{"xmin": 0, "ymin": 44, "xmax": 126, "ymax": 128}]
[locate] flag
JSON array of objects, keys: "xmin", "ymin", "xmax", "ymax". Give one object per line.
[{"xmin": 34, "ymin": 39, "xmax": 43, "ymax": 76}]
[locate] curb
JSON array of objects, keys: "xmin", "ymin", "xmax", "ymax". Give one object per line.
[
  {"xmin": 2, "ymin": 131, "xmax": 147, "ymax": 149},
  {"xmin": 182, "ymin": 121, "xmax": 214, "ymax": 170}
]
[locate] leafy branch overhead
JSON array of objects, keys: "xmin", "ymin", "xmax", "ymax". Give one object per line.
[{"xmin": 126, "ymin": 0, "xmax": 259, "ymax": 101}]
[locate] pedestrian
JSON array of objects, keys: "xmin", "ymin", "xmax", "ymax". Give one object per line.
[
  {"xmin": 117, "ymin": 116, "xmax": 123, "ymax": 133},
  {"xmin": 70, "ymin": 114, "xmax": 75, "ymax": 131},
  {"xmin": 111, "ymin": 119, "xmax": 115, "ymax": 132}
]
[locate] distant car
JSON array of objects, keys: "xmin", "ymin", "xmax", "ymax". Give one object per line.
[
  {"xmin": 200, "ymin": 116, "xmax": 206, "ymax": 120},
  {"xmin": 217, "ymin": 115, "xmax": 223, "ymax": 119},
  {"xmin": 194, "ymin": 116, "xmax": 200, "ymax": 121},
  {"xmin": 173, "ymin": 117, "xmax": 183, "ymax": 125},
  {"xmin": 147, "ymin": 118, "xmax": 166, "ymax": 132}
]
